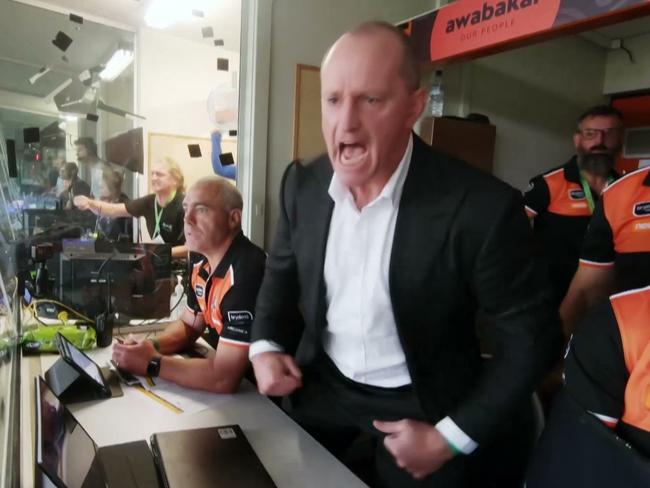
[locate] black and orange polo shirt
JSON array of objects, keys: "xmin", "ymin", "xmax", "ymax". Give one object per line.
[
  {"xmin": 524, "ymin": 157, "xmax": 617, "ymax": 300},
  {"xmin": 187, "ymin": 232, "xmax": 266, "ymax": 348},
  {"xmin": 580, "ymin": 166, "xmax": 650, "ymax": 291},
  {"xmin": 564, "ymin": 286, "xmax": 650, "ymax": 458}
]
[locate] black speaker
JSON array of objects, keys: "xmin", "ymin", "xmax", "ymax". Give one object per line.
[
  {"xmin": 23, "ymin": 127, "xmax": 40, "ymax": 144},
  {"xmin": 6, "ymin": 139, "xmax": 17, "ymax": 177}
]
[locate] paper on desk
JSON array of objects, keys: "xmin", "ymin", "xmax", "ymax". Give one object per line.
[
  {"xmin": 87, "ymin": 344, "xmax": 229, "ymax": 415},
  {"xmin": 141, "ymin": 376, "xmax": 230, "ymax": 415}
]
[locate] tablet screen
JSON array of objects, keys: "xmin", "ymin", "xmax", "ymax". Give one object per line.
[
  {"xmin": 35, "ymin": 376, "xmax": 98, "ymax": 488},
  {"xmin": 57, "ymin": 334, "xmax": 106, "ymax": 388}
]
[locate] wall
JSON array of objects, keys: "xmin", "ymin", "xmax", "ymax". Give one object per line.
[
  {"xmin": 603, "ymin": 32, "xmax": 650, "ymax": 95},
  {"xmin": 442, "ymin": 35, "xmax": 608, "ymax": 191},
  {"xmin": 137, "ymin": 26, "xmax": 239, "ymax": 195},
  {"xmin": 264, "ymin": 0, "xmax": 437, "ymax": 248}
]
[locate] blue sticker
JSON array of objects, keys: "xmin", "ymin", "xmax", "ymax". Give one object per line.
[
  {"xmin": 634, "ymin": 201, "xmax": 650, "ymax": 216},
  {"xmin": 569, "ymin": 189, "xmax": 585, "ymax": 200},
  {"xmin": 195, "ymin": 284, "xmax": 204, "ymax": 298}
]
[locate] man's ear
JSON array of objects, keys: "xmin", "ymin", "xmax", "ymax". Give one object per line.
[
  {"xmin": 407, "ymin": 88, "xmax": 428, "ymax": 128},
  {"xmin": 229, "ymin": 208, "xmax": 242, "ymax": 230},
  {"xmin": 573, "ymin": 132, "xmax": 581, "ymax": 151}
]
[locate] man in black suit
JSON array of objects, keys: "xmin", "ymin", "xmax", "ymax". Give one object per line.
[{"xmin": 250, "ymin": 21, "xmax": 560, "ymax": 488}]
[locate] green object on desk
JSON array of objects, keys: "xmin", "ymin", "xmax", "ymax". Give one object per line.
[{"xmin": 21, "ymin": 325, "xmax": 96, "ymax": 352}]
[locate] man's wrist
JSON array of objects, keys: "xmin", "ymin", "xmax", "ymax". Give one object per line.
[
  {"xmin": 148, "ymin": 337, "xmax": 161, "ymax": 352},
  {"xmin": 440, "ymin": 434, "xmax": 463, "ymax": 456},
  {"xmin": 435, "ymin": 417, "xmax": 478, "ymax": 455}
]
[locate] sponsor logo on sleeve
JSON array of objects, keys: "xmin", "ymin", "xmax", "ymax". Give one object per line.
[
  {"xmin": 633, "ymin": 201, "xmax": 650, "ymax": 216},
  {"xmin": 227, "ymin": 310, "xmax": 253, "ymax": 325},
  {"xmin": 569, "ymin": 189, "xmax": 585, "ymax": 200},
  {"xmin": 195, "ymin": 284, "xmax": 204, "ymax": 298}
]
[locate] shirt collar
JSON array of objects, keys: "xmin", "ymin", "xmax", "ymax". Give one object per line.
[{"xmin": 328, "ymin": 134, "xmax": 413, "ymax": 209}]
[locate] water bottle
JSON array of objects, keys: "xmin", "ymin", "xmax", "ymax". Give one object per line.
[
  {"xmin": 428, "ymin": 70, "xmax": 444, "ymax": 117},
  {"xmin": 169, "ymin": 275, "xmax": 185, "ymax": 320}
]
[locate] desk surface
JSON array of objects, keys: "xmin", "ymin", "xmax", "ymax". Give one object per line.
[{"xmin": 20, "ymin": 342, "xmax": 367, "ymax": 488}]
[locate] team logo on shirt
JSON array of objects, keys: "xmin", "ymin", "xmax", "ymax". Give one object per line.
[
  {"xmin": 569, "ymin": 189, "xmax": 585, "ymax": 200},
  {"xmin": 195, "ymin": 284, "xmax": 204, "ymax": 297},
  {"xmin": 227, "ymin": 310, "xmax": 253, "ymax": 325},
  {"xmin": 633, "ymin": 201, "xmax": 650, "ymax": 216},
  {"xmin": 162, "ymin": 222, "xmax": 173, "ymax": 232}
]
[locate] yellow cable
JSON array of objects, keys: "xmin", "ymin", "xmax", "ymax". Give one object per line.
[{"xmin": 30, "ymin": 298, "xmax": 94, "ymax": 323}]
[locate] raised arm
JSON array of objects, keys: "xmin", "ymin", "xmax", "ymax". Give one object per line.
[{"xmin": 74, "ymin": 195, "xmax": 130, "ymax": 218}]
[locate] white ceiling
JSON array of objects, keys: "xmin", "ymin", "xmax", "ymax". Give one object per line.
[
  {"xmin": 0, "ymin": 0, "xmax": 135, "ymax": 98},
  {"xmin": 581, "ymin": 14, "xmax": 650, "ymax": 48},
  {"xmin": 0, "ymin": 0, "xmax": 241, "ymax": 125},
  {"xmin": 16, "ymin": 0, "xmax": 243, "ymax": 51}
]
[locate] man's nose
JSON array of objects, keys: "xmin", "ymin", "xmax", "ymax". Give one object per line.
[{"xmin": 339, "ymin": 98, "xmax": 360, "ymax": 131}]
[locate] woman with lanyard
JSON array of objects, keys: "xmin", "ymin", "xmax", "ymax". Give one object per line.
[{"xmin": 74, "ymin": 157, "xmax": 187, "ymax": 258}]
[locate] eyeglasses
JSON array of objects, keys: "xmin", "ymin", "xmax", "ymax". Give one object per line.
[{"xmin": 578, "ymin": 127, "xmax": 622, "ymax": 140}]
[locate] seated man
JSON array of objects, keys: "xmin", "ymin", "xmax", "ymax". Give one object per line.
[
  {"xmin": 112, "ymin": 176, "xmax": 266, "ymax": 393},
  {"xmin": 527, "ymin": 286, "xmax": 650, "ymax": 487}
]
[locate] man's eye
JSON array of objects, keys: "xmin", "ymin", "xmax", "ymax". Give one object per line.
[
  {"xmin": 366, "ymin": 97, "xmax": 378, "ymax": 104},
  {"xmin": 327, "ymin": 96, "xmax": 338, "ymax": 105}
]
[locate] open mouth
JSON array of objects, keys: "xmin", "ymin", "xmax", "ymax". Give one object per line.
[{"xmin": 338, "ymin": 142, "xmax": 367, "ymax": 167}]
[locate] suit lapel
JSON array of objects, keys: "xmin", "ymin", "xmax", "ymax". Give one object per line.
[
  {"xmin": 299, "ymin": 157, "xmax": 334, "ymax": 332},
  {"xmin": 389, "ymin": 137, "xmax": 460, "ymax": 322}
]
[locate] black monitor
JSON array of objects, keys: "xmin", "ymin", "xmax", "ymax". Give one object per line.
[
  {"xmin": 35, "ymin": 376, "xmax": 101, "ymax": 488},
  {"xmin": 58, "ymin": 240, "xmax": 172, "ymax": 324},
  {"xmin": 104, "ymin": 127, "xmax": 143, "ymax": 174}
]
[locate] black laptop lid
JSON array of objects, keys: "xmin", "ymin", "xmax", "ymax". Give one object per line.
[
  {"xmin": 35, "ymin": 376, "xmax": 159, "ymax": 488},
  {"xmin": 151, "ymin": 425, "xmax": 277, "ymax": 488},
  {"xmin": 35, "ymin": 376, "xmax": 100, "ymax": 488}
]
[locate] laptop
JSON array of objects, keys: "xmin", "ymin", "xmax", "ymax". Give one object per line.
[
  {"xmin": 35, "ymin": 376, "xmax": 159, "ymax": 488},
  {"xmin": 151, "ymin": 425, "xmax": 277, "ymax": 488}
]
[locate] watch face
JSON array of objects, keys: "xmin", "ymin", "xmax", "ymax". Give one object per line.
[{"xmin": 147, "ymin": 357, "xmax": 161, "ymax": 377}]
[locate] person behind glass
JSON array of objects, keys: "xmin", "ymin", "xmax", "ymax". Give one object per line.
[
  {"xmin": 58, "ymin": 162, "xmax": 90, "ymax": 210},
  {"xmin": 251, "ymin": 21, "xmax": 560, "ymax": 488},
  {"xmin": 47, "ymin": 149, "xmax": 66, "ymax": 194},
  {"xmin": 96, "ymin": 169, "xmax": 132, "ymax": 241},
  {"xmin": 74, "ymin": 157, "xmax": 187, "ymax": 258},
  {"xmin": 211, "ymin": 130, "xmax": 236, "ymax": 180},
  {"xmin": 74, "ymin": 136, "xmax": 109, "ymax": 198}
]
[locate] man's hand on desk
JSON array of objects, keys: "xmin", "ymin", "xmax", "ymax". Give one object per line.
[
  {"xmin": 251, "ymin": 352, "xmax": 303, "ymax": 396},
  {"xmin": 112, "ymin": 338, "xmax": 158, "ymax": 376},
  {"xmin": 373, "ymin": 419, "xmax": 455, "ymax": 480}
]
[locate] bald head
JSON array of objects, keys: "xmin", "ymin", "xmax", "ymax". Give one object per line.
[
  {"xmin": 193, "ymin": 175, "xmax": 243, "ymax": 215},
  {"xmin": 183, "ymin": 176, "xmax": 243, "ymax": 260},
  {"xmin": 323, "ymin": 21, "xmax": 420, "ymax": 92}
]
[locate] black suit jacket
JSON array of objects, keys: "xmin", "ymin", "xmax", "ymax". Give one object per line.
[{"xmin": 253, "ymin": 134, "xmax": 560, "ymax": 444}]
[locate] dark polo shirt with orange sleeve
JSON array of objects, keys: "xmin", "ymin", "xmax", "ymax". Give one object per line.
[{"xmin": 580, "ymin": 166, "xmax": 650, "ymax": 292}]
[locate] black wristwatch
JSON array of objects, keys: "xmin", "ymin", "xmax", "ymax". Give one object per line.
[{"xmin": 147, "ymin": 356, "xmax": 162, "ymax": 377}]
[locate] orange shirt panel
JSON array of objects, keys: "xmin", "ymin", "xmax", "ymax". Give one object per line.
[
  {"xmin": 544, "ymin": 169, "xmax": 591, "ymax": 217},
  {"xmin": 603, "ymin": 169, "xmax": 650, "ymax": 254},
  {"xmin": 610, "ymin": 288, "xmax": 650, "ymax": 432}
]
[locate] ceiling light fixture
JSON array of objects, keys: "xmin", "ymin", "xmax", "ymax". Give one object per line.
[
  {"xmin": 29, "ymin": 66, "xmax": 51, "ymax": 85},
  {"xmin": 99, "ymin": 48, "xmax": 134, "ymax": 82}
]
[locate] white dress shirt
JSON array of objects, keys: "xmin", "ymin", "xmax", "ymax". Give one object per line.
[
  {"xmin": 322, "ymin": 136, "xmax": 412, "ymax": 387},
  {"xmin": 250, "ymin": 135, "xmax": 477, "ymax": 454}
]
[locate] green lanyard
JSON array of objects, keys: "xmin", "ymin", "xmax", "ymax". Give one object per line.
[
  {"xmin": 579, "ymin": 173, "xmax": 613, "ymax": 214},
  {"xmin": 152, "ymin": 191, "xmax": 175, "ymax": 239}
]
